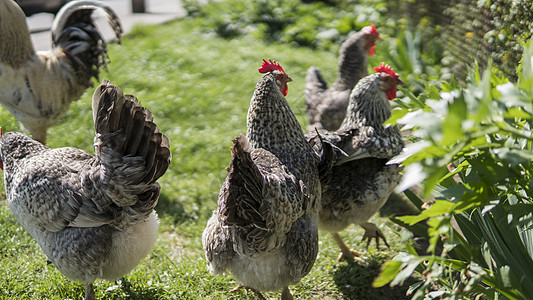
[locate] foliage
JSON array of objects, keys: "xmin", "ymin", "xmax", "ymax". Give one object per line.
[
  {"xmin": 184, "ymin": 0, "xmax": 449, "ymax": 99},
  {"xmin": 375, "ymin": 40, "xmax": 533, "ymax": 299},
  {"xmin": 184, "ymin": 0, "xmax": 391, "ymax": 51}
]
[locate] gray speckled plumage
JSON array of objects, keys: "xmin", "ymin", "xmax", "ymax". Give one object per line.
[
  {"xmin": 0, "ymin": 0, "xmax": 122, "ymax": 144},
  {"xmin": 305, "ymin": 28, "xmax": 377, "ymax": 131},
  {"xmin": 203, "ymin": 71, "xmax": 322, "ymax": 298},
  {"xmin": 307, "ymin": 72, "xmax": 404, "ymax": 255},
  {"xmin": 0, "ymin": 80, "xmax": 171, "ymax": 298}
]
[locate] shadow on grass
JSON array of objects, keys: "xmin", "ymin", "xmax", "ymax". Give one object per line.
[
  {"xmin": 103, "ymin": 277, "xmax": 169, "ymax": 300},
  {"xmin": 332, "ymin": 255, "xmax": 417, "ymax": 300},
  {"xmin": 155, "ymin": 192, "xmax": 189, "ymax": 223}
]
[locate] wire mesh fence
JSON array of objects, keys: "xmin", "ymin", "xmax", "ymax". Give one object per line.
[{"xmin": 389, "ymin": 0, "xmax": 532, "ymax": 81}]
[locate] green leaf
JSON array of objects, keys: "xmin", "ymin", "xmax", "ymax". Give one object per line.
[
  {"xmin": 403, "ymin": 189, "xmax": 425, "ymax": 210},
  {"xmin": 493, "ymin": 148, "xmax": 533, "ymax": 166},
  {"xmin": 386, "ymin": 108, "xmax": 409, "ymax": 127},
  {"xmin": 391, "ymin": 258, "xmax": 423, "ymax": 287},
  {"xmin": 427, "ymin": 84, "xmax": 441, "ymax": 100},
  {"xmin": 372, "ymin": 260, "xmax": 403, "ymax": 288},
  {"xmin": 398, "ymin": 200, "xmax": 456, "ymax": 225},
  {"xmin": 441, "ymin": 95, "xmax": 467, "ymax": 145}
]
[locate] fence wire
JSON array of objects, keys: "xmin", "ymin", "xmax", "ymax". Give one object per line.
[{"xmin": 386, "ymin": 0, "xmax": 533, "ymax": 81}]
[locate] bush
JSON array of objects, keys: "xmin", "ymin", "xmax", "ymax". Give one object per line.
[{"xmin": 375, "ymin": 40, "xmax": 533, "ymax": 299}]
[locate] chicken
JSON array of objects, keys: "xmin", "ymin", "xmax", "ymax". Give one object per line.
[
  {"xmin": 202, "ymin": 59, "xmax": 325, "ymax": 300},
  {"xmin": 0, "ymin": 80, "xmax": 171, "ymax": 300},
  {"xmin": 305, "ymin": 24, "xmax": 380, "ymax": 131},
  {"xmin": 0, "ymin": 0, "xmax": 122, "ymax": 144},
  {"xmin": 307, "ymin": 63, "xmax": 404, "ymax": 261}
]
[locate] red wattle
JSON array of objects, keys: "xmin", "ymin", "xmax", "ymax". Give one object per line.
[
  {"xmin": 386, "ymin": 87, "xmax": 397, "ymax": 100},
  {"xmin": 368, "ymin": 45, "xmax": 376, "ymax": 56}
]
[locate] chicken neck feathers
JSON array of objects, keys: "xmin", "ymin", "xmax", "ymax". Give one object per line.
[
  {"xmin": 305, "ymin": 30, "xmax": 369, "ymax": 131},
  {"xmin": 247, "ymin": 73, "xmax": 310, "ymax": 157},
  {"xmin": 332, "ymin": 31, "xmax": 368, "ymax": 91}
]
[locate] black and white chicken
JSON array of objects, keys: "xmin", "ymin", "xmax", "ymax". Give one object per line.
[
  {"xmin": 0, "ymin": 80, "xmax": 171, "ymax": 299},
  {"xmin": 307, "ymin": 63, "xmax": 404, "ymax": 261}
]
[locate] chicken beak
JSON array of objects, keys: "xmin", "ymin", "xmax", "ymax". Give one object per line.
[
  {"xmin": 286, "ymin": 76, "xmax": 293, "ymax": 83},
  {"xmin": 395, "ymin": 78, "xmax": 404, "ymax": 86}
]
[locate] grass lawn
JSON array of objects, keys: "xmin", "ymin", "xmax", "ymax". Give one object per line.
[{"xmin": 0, "ymin": 13, "xmax": 415, "ymax": 299}]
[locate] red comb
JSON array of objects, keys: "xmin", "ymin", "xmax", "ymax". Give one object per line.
[
  {"xmin": 258, "ymin": 58, "xmax": 286, "ymax": 75},
  {"xmin": 374, "ymin": 62, "xmax": 399, "ymax": 78},
  {"xmin": 362, "ymin": 24, "xmax": 379, "ymax": 37}
]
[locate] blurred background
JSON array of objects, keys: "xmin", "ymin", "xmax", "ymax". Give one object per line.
[{"xmin": 22, "ymin": 0, "xmax": 533, "ymax": 84}]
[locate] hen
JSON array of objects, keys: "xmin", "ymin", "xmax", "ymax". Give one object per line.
[
  {"xmin": 305, "ymin": 24, "xmax": 380, "ymax": 131},
  {"xmin": 0, "ymin": 80, "xmax": 171, "ymax": 299},
  {"xmin": 203, "ymin": 59, "xmax": 324, "ymax": 300},
  {"xmin": 0, "ymin": 0, "xmax": 122, "ymax": 144},
  {"xmin": 307, "ymin": 63, "xmax": 404, "ymax": 261}
]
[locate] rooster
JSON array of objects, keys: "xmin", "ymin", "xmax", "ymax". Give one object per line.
[
  {"xmin": 203, "ymin": 59, "xmax": 326, "ymax": 300},
  {"xmin": 307, "ymin": 63, "xmax": 404, "ymax": 261},
  {"xmin": 0, "ymin": 80, "xmax": 171, "ymax": 300},
  {"xmin": 0, "ymin": 0, "xmax": 122, "ymax": 144},
  {"xmin": 305, "ymin": 24, "xmax": 380, "ymax": 131}
]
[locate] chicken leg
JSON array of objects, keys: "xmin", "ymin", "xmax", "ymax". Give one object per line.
[
  {"xmin": 360, "ymin": 222, "xmax": 390, "ymax": 249},
  {"xmin": 32, "ymin": 127, "xmax": 47, "ymax": 145},
  {"xmin": 331, "ymin": 232, "xmax": 364, "ymax": 262},
  {"xmin": 85, "ymin": 283, "xmax": 95, "ymax": 300},
  {"xmin": 281, "ymin": 287, "xmax": 293, "ymax": 300},
  {"xmin": 230, "ymin": 284, "xmax": 266, "ymax": 299}
]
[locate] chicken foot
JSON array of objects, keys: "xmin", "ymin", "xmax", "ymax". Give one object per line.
[
  {"xmin": 230, "ymin": 284, "xmax": 266, "ymax": 299},
  {"xmin": 360, "ymin": 222, "xmax": 390, "ymax": 249},
  {"xmin": 331, "ymin": 232, "xmax": 364, "ymax": 262}
]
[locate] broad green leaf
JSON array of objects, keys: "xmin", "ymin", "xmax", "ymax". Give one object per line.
[
  {"xmin": 386, "ymin": 107, "xmax": 409, "ymax": 127},
  {"xmin": 398, "ymin": 200, "xmax": 456, "ymax": 225},
  {"xmin": 427, "ymin": 84, "xmax": 441, "ymax": 100},
  {"xmin": 391, "ymin": 259, "xmax": 422, "ymax": 287},
  {"xmin": 441, "ymin": 95, "xmax": 467, "ymax": 145},
  {"xmin": 423, "ymin": 166, "xmax": 448, "ymax": 197},
  {"xmin": 396, "ymin": 163, "xmax": 426, "ymax": 192},
  {"xmin": 493, "ymin": 148, "xmax": 533, "ymax": 166},
  {"xmin": 372, "ymin": 260, "xmax": 403, "ymax": 287},
  {"xmin": 403, "ymin": 188, "xmax": 425, "ymax": 210}
]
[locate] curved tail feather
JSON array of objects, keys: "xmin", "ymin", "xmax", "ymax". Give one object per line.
[
  {"xmin": 51, "ymin": 0, "xmax": 122, "ymax": 80},
  {"xmin": 92, "ymin": 80, "xmax": 171, "ymax": 187},
  {"xmin": 305, "ymin": 66, "xmax": 328, "ymax": 122}
]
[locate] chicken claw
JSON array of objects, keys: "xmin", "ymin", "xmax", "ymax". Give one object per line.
[
  {"xmin": 360, "ymin": 222, "xmax": 390, "ymax": 249},
  {"xmin": 230, "ymin": 284, "xmax": 266, "ymax": 299},
  {"xmin": 331, "ymin": 233, "xmax": 365, "ymax": 262}
]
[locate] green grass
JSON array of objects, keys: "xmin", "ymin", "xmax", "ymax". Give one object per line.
[{"xmin": 0, "ymin": 15, "xmax": 413, "ymax": 299}]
